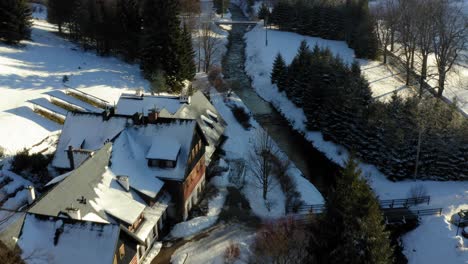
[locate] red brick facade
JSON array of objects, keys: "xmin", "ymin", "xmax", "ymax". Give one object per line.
[{"xmin": 183, "ymin": 155, "xmax": 205, "ymax": 202}]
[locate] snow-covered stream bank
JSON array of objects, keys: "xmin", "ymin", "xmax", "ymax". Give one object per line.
[{"xmin": 242, "ymin": 10, "xmax": 467, "ymax": 264}]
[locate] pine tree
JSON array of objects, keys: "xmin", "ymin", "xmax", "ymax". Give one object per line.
[
  {"xmin": 257, "ymin": 2, "xmax": 270, "ymax": 21},
  {"xmin": 117, "ymin": 0, "xmax": 141, "ymax": 61},
  {"xmin": 0, "ymin": 0, "xmax": 32, "ymax": 44},
  {"xmin": 179, "ymin": 23, "xmax": 196, "ymax": 81},
  {"xmin": 322, "ymin": 157, "xmax": 393, "ymax": 264},
  {"xmin": 47, "ymin": 0, "xmax": 74, "ymax": 33},
  {"xmin": 271, "ymin": 53, "xmax": 286, "ymax": 86},
  {"xmin": 141, "ymin": 0, "xmax": 184, "ymax": 91}
]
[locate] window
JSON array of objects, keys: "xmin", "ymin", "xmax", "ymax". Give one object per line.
[{"xmin": 119, "ymin": 244, "xmax": 125, "ymax": 260}]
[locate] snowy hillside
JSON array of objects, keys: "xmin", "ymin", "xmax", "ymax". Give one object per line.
[
  {"xmin": 0, "ymin": 5, "xmax": 149, "ymax": 155},
  {"xmin": 244, "ymin": 25, "xmax": 467, "ymax": 264}
]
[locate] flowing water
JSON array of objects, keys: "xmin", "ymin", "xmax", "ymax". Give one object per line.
[{"xmin": 223, "ymin": 4, "xmax": 341, "ymax": 194}]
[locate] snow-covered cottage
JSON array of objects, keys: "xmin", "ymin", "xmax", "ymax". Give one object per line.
[
  {"xmin": 115, "ymin": 90, "xmax": 225, "ymax": 164},
  {"xmin": 26, "ymin": 144, "xmax": 170, "ymax": 263},
  {"xmin": 51, "ymin": 112, "xmax": 209, "ymax": 221}
]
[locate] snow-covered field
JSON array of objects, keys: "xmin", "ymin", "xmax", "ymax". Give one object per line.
[
  {"xmin": 244, "ymin": 24, "xmax": 467, "ymax": 264},
  {"xmin": 0, "ymin": 5, "xmax": 148, "ymax": 155}
]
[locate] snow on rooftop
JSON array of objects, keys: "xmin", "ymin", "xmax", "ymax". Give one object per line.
[
  {"xmin": 52, "ymin": 113, "xmax": 129, "ymax": 169},
  {"xmin": 116, "ymin": 94, "xmax": 183, "ymax": 116},
  {"xmin": 91, "ymin": 168, "xmax": 146, "ymax": 226},
  {"xmin": 134, "ymin": 192, "xmax": 170, "ymax": 242},
  {"xmin": 146, "ymin": 137, "xmax": 181, "ymax": 161},
  {"xmin": 111, "ymin": 120, "xmax": 196, "ymax": 184},
  {"xmin": 18, "ymin": 214, "xmax": 119, "ymax": 264},
  {"xmin": 45, "ymin": 90, "xmax": 103, "ymax": 113}
]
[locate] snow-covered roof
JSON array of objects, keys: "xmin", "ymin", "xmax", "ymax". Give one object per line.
[
  {"xmin": 52, "ymin": 112, "xmax": 130, "ymax": 169},
  {"xmin": 173, "ymin": 91, "xmax": 226, "ymax": 164},
  {"xmin": 110, "ymin": 120, "xmax": 197, "ymax": 182},
  {"xmin": 18, "ymin": 213, "xmax": 119, "ymax": 264},
  {"xmin": 134, "ymin": 192, "xmax": 170, "ymax": 242},
  {"xmin": 116, "ymin": 93, "xmax": 183, "ymax": 115},
  {"xmin": 114, "ymin": 91, "xmax": 226, "ymax": 164},
  {"xmin": 146, "ymin": 137, "xmax": 181, "ymax": 161},
  {"xmin": 30, "ymin": 144, "xmax": 151, "ymax": 226}
]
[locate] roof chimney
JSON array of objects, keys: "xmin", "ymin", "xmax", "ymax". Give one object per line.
[
  {"xmin": 27, "ymin": 186, "xmax": 36, "ymax": 205},
  {"xmin": 148, "ymin": 108, "xmax": 159, "ymax": 124},
  {"xmin": 65, "ymin": 207, "xmax": 81, "ymax": 220},
  {"xmin": 117, "ymin": 175, "xmax": 130, "ymax": 192},
  {"xmin": 179, "ymin": 94, "xmax": 191, "ymax": 104}
]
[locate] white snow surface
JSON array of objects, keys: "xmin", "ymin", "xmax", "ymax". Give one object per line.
[
  {"xmin": 51, "ymin": 113, "xmax": 129, "ymax": 169},
  {"xmin": 116, "ymin": 94, "xmax": 183, "ymax": 116},
  {"xmin": 110, "ymin": 120, "xmax": 196, "ymax": 189},
  {"xmin": 170, "ymin": 187, "xmax": 228, "ymax": 238},
  {"xmin": 18, "ymin": 214, "xmax": 120, "ymax": 264},
  {"xmin": 146, "ymin": 137, "xmax": 181, "ymax": 161},
  {"xmin": 171, "ymin": 223, "xmax": 254, "ymax": 264},
  {"xmin": 0, "ymin": 5, "xmax": 148, "ymax": 155},
  {"xmin": 244, "ymin": 24, "xmax": 468, "ymax": 263}
]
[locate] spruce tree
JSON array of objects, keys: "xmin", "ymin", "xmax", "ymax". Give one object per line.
[
  {"xmin": 47, "ymin": 0, "xmax": 74, "ymax": 33},
  {"xmin": 141, "ymin": 0, "xmax": 184, "ymax": 91},
  {"xmin": 271, "ymin": 53, "xmax": 286, "ymax": 85},
  {"xmin": 180, "ymin": 23, "xmax": 196, "ymax": 81},
  {"xmin": 257, "ymin": 2, "xmax": 270, "ymax": 21},
  {"xmin": 117, "ymin": 0, "xmax": 141, "ymax": 61},
  {"xmin": 322, "ymin": 157, "xmax": 393, "ymax": 264},
  {"xmin": 0, "ymin": 0, "xmax": 32, "ymax": 44}
]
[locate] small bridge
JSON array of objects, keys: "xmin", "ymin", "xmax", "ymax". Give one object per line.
[
  {"xmin": 287, "ymin": 196, "xmax": 432, "ymax": 214},
  {"xmin": 214, "ymin": 20, "xmax": 259, "ymax": 25}
]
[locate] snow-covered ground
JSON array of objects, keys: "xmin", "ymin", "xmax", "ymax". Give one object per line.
[
  {"xmin": 171, "ymin": 223, "xmax": 254, "ymax": 264},
  {"xmin": 0, "ymin": 5, "xmax": 148, "ymax": 155},
  {"xmin": 244, "ymin": 24, "xmax": 467, "ymax": 264}
]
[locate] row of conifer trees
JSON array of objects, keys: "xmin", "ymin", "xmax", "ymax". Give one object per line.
[
  {"xmin": 0, "ymin": 0, "xmax": 32, "ymax": 44},
  {"xmin": 258, "ymin": 0, "xmax": 378, "ymax": 59},
  {"xmin": 272, "ymin": 41, "xmax": 467, "ymax": 180},
  {"xmin": 46, "ymin": 0, "xmax": 195, "ymax": 92}
]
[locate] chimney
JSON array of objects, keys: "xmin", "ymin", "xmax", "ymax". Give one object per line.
[
  {"xmin": 27, "ymin": 186, "xmax": 36, "ymax": 205},
  {"xmin": 65, "ymin": 207, "xmax": 81, "ymax": 220},
  {"xmin": 67, "ymin": 146, "xmax": 75, "ymax": 170},
  {"xmin": 179, "ymin": 95, "xmax": 191, "ymax": 104},
  {"xmin": 148, "ymin": 108, "xmax": 159, "ymax": 124},
  {"xmin": 117, "ymin": 175, "xmax": 130, "ymax": 191},
  {"xmin": 136, "ymin": 89, "xmax": 144, "ymax": 97}
]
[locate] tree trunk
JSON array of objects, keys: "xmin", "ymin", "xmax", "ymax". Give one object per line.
[
  {"xmin": 414, "ymin": 128, "xmax": 422, "ymax": 179},
  {"xmin": 437, "ymin": 70, "xmax": 446, "ymax": 97},
  {"xmin": 419, "ymin": 54, "xmax": 428, "ymax": 98},
  {"xmin": 383, "ymin": 47, "xmax": 387, "ymax": 64},
  {"xmin": 406, "ymin": 60, "xmax": 410, "ymax": 85},
  {"xmin": 58, "ymin": 23, "xmax": 62, "ymax": 34},
  {"xmin": 390, "ymin": 29, "xmax": 395, "ymax": 51}
]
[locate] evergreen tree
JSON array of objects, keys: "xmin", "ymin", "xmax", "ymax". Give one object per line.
[
  {"xmin": 141, "ymin": 0, "xmax": 184, "ymax": 91},
  {"xmin": 117, "ymin": 0, "xmax": 141, "ymax": 61},
  {"xmin": 271, "ymin": 53, "xmax": 286, "ymax": 85},
  {"xmin": 321, "ymin": 157, "xmax": 393, "ymax": 264},
  {"xmin": 270, "ymin": 0, "xmax": 292, "ymax": 30},
  {"xmin": 47, "ymin": 0, "xmax": 74, "ymax": 33},
  {"xmin": 287, "ymin": 40, "xmax": 312, "ymax": 106},
  {"xmin": 180, "ymin": 23, "xmax": 196, "ymax": 81},
  {"xmin": 257, "ymin": 2, "xmax": 270, "ymax": 21},
  {"xmin": 0, "ymin": 0, "xmax": 32, "ymax": 44}
]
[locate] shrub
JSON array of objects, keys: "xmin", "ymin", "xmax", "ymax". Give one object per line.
[
  {"xmin": 62, "ymin": 75, "xmax": 69, "ymax": 83},
  {"xmin": 224, "ymin": 242, "xmax": 241, "ymax": 263},
  {"xmin": 407, "ymin": 184, "xmax": 428, "ymax": 204},
  {"xmin": 231, "ymin": 105, "xmax": 251, "ymax": 129},
  {"xmin": 11, "ymin": 149, "xmax": 52, "ymax": 184},
  {"xmin": 0, "ymin": 146, "xmax": 4, "ymax": 159},
  {"xmin": 208, "ymin": 66, "xmax": 222, "ymax": 84}
]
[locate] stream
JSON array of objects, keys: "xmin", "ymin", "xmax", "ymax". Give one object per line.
[{"xmin": 222, "ymin": 4, "xmax": 340, "ymax": 194}]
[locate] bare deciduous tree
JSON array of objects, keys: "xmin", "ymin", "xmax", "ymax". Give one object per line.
[
  {"xmin": 200, "ymin": 23, "xmax": 221, "ymax": 73},
  {"xmin": 372, "ymin": 0, "xmax": 398, "ymax": 64},
  {"xmin": 431, "ymin": 0, "xmax": 467, "ymax": 97},
  {"xmin": 249, "ymin": 129, "xmax": 277, "ymax": 203},
  {"xmin": 397, "ymin": 0, "xmax": 418, "ymax": 86},
  {"xmin": 414, "ymin": 0, "xmax": 437, "ymax": 97},
  {"xmin": 252, "ymin": 217, "xmax": 314, "ymax": 264}
]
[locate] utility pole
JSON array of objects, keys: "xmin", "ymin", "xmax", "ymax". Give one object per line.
[{"xmin": 265, "ymin": 14, "xmax": 268, "ymax": 46}]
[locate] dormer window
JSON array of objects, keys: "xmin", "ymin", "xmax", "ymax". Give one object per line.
[{"xmin": 146, "ymin": 137, "xmax": 181, "ymax": 168}]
